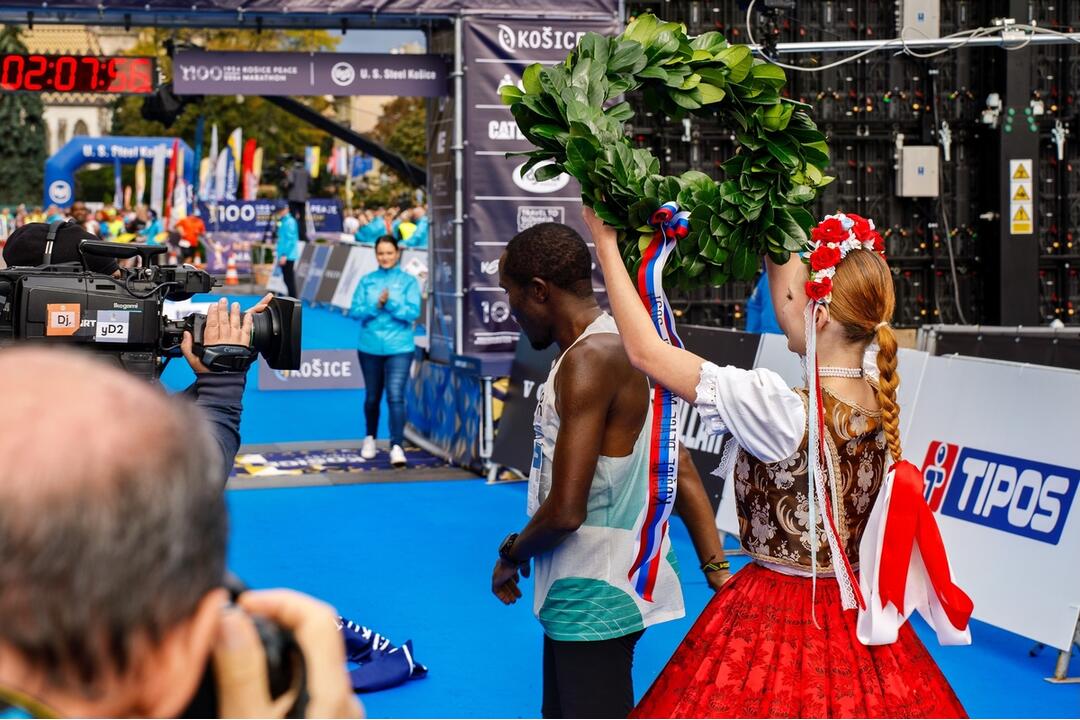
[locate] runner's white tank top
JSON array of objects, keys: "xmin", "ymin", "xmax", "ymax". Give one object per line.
[{"xmin": 527, "ymin": 312, "xmax": 685, "ymax": 641}]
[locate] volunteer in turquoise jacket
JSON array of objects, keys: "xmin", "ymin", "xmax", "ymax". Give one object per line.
[
  {"xmin": 275, "ymin": 205, "xmax": 301, "ymax": 297},
  {"xmin": 349, "ymin": 235, "xmax": 421, "ymax": 467}
]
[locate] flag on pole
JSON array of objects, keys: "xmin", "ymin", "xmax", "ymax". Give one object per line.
[
  {"xmin": 192, "ymin": 115, "xmax": 205, "ymax": 195},
  {"xmin": 164, "ymin": 138, "xmax": 179, "ymax": 225},
  {"xmin": 205, "ymin": 124, "xmax": 219, "ymax": 200},
  {"xmin": 226, "ymin": 128, "xmax": 246, "ymax": 199},
  {"xmin": 305, "ymin": 146, "xmax": 321, "ymax": 180},
  {"xmin": 214, "ymin": 148, "xmax": 229, "ymax": 201},
  {"xmin": 336, "ymin": 145, "xmax": 349, "ymax": 176},
  {"xmin": 241, "ymin": 139, "xmax": 257, "ymax": 200},
  {"xmin": 135, "ymin": 158, "xmax": 147, "ymax": 207},
  {"xmin": 113, "ymin": 157, "xmax": 123, "ymax": 208},
  {"xmin": 149, "ymin": 145, "xmax": 166, "ymax": 216},
  {"xmin": 251, "ymin": 147, "xmax": 264, "ymax": 199},
  {"xmin": 199, "ymin": 158, "xmax": 213, "ymax": 200}
]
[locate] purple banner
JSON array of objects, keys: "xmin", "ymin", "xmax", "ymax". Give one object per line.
[
  {"xmin": 174, "ymin": 51, "xmax": 449, "ymax": 97},
  {"xmin": 35, "ymin": 1, "xmax": 618, "ymax": 15},
  {"xmin": 428, "ymin": 89, "xmax": 457, "ymax": 364},
  {"xmin": 461, "ymin": 15, "xmax": 620, "ymax": 354}
]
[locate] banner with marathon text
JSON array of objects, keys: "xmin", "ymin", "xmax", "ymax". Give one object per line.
[
  {"xmin": 197, "ymin": 199, "xmax": 344, "ymax": 274},
  {"xmin": 461, "ymin": 15, "xmax": 620, "ymax": 355},
  {"xmin": 174, "ymin": 51, "xmax": 449, "ymax": 98}
]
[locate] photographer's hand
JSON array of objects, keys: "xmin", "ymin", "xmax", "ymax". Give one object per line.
[
  {"xmin": 182, "ymin": 295, "xmax": 273, "ymax": 374},
  {"xmin": 213, "ymin": 590, "xmax": 364, "ymax": 719}
]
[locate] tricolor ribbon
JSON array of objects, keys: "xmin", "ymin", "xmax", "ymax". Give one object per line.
[
  {"xmin": 879, "ymin": 460, "xmax": 974, "ymax": 630},
  {"xmin": 627, "ymin": 201, "xmax": 689, "ymax": 602}
]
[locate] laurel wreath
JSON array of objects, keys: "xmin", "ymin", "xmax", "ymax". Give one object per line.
[{"xmin": 500, "ymin": 13, "xmax": 834, "ymax": 289}]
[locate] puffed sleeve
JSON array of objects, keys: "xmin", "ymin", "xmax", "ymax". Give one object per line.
[{"xmin": 693, "ymin": 361, "xmax": 805, "ymax": 463}]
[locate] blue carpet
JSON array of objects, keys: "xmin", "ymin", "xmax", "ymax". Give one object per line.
[{"xmin": 226, "ymin": 481, "xmax": 1080, "ymax": 719}]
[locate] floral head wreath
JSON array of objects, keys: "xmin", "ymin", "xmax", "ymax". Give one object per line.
[{"xmin": 803, "ymin": 212, "xmax": 886, "ymax": 304}]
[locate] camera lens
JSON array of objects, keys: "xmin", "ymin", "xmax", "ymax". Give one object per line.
[{"xmin": 250, "ymin": 297, "xmax": 302, "ymax": 370}]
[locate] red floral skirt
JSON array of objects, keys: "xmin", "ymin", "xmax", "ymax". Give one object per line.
[{"xmin": 633, "ymin": 563, "xmax": 967, "ymax": 718}]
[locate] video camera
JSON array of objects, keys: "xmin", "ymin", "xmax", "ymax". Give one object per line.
[{"xmin": 0, "ymin": 238, "xmax": 301, "ymax": 380}]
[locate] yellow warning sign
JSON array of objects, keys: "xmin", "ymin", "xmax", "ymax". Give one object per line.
[
  {"xmin": 1012, "ymin": 163, "xmax": 1031, "ymax": 180},
  {"xmin": 1012, "ymin": 185, "xmax": 1031, "ymax": 201},
  {"xmin": 1011, "ymin": 205, "xmax": 1033, "ymax": 234}
]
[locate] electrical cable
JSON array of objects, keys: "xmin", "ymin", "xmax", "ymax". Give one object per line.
[
  {"xmin": 929, "ymin": 71, "xmax": 970, "ymax": 325},
  {"xmin": 744, "ymin": 2, "xmax": 1063, "ymax": 72}
]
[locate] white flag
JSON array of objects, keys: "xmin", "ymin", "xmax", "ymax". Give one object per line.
[{"xmin": 149, "ymin": 145, "xmax": 167, "ymax": 216}]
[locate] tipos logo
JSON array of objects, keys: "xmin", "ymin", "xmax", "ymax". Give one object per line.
[{"xmin": 920, "ymin": 441, "xmax": 1078, "ymax": 545}]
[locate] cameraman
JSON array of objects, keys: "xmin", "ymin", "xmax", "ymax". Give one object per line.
[
  {"xmin": 2, "ymin": 221, "xmax": 260, "ymax": 483},
  {"xmin": 0, "ymin": 348, "xmax": 363, "ymax": 718}
]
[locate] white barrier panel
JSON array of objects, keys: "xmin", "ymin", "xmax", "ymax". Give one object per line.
[
  {"xmin": 329, "ymin": 245, "xmax": 429, "ymax": 312},
  {"xmin": 330, "ymin": 245, "xmax": 377, "ymax": 311},
  {"xmin": 904, "ymin": 354, "xmax": 1080, "ymax": 651},
  {"xmin": 754, "ymin": 332, "xmax": 928, "ymax": 440}
]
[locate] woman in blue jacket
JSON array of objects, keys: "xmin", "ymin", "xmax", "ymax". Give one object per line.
[{"xmin": 349, "ymin": 235, "xmax": 421, "ymax": 467}]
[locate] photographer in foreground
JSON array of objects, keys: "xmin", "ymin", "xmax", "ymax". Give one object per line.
[{"xmin": 0, "ymin": 347, "xmax": 363, "ymax": 718}]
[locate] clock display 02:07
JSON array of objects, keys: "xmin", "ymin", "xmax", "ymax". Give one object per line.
[{"xmin": 0, "ymin": 55, "xmax": 155, "ymax": 94}]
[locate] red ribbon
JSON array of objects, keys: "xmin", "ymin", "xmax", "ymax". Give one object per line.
[{"xmin": 879, "ymin": 460, "xmax": 974, "ymax": 631}]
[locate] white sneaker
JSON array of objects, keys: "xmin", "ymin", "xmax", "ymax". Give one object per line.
[
  {"xmin": 360, "ymin": 436, "xmax": 377, "ymax": 460},
  {"xmin": 389, "ymin": 445, "xmax": 407, "ymax": 468}
]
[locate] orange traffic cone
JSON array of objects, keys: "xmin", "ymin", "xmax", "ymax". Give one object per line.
[{"xmin": 225, "ymin": 255, "xmax": 239, "ymax": 286}]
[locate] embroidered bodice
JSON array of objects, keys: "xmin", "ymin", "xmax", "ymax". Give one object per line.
[{"xmin": 733, "ymin": 387, "xmax": 888, "ymax": 572}]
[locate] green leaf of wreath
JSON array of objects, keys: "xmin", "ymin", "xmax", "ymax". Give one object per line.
[{"xmin": 501, "ymin": 13, "xmax": 832, "ymax": 288}]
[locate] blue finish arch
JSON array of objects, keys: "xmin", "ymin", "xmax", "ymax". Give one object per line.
[{"xmin": 43, "ymin": 136, "xmax": 194, "ymax": 208}]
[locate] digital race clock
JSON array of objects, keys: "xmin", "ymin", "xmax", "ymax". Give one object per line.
[{"xmin": 0, "ymin": 54, "xmax": 156, "ymax": 94}]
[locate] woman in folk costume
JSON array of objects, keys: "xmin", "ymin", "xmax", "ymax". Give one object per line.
[{"xmin": 584, "ymin": 207, "xmax": 973, "ymax": 718}]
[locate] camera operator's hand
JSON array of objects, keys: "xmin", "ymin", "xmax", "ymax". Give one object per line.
[
  {"xmin": 182, "ymin": 294, "xmax": 274, "ymax": 374},
  {"xmin": 214, "ymin": 590, "xmax": 364, "ymax": 719}
]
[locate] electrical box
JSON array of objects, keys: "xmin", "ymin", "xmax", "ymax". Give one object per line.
[
  {"xmin": 901, "ymin": 0, "xmax": 940, "ymax": 40},
  {"xmin": 897, "ymin": 146, "xmax": 940, "ymax": 197}
]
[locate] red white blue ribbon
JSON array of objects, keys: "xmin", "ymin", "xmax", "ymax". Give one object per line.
[{"xmin": 628, "ymin": 201, "xmax": 690, "ymax": 601}]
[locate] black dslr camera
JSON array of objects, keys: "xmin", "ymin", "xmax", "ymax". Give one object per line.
[
  {"xmin": 183, "ymin": 574, "xmax": 309, "ymax": 718},
  {"xmin": 0, "ymin": 237, "xmax": 301, "ymax": 379}
]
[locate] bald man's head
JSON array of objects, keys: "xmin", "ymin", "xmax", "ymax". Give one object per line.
[{"xmin": 0, "ymin": 347, "xmax": 227, "ymax": 694}]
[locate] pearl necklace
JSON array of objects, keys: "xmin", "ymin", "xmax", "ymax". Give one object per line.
[{"xmin": 818, "ymin": 366, "xmax": 864, "ymax": 378}]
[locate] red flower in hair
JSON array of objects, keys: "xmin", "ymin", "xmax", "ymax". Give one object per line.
[
  {"xmin": 869, "ymin": 230, "xmax": 886, "ymax": 254},
  {"xmin": 846, "ymin": 212, "xmax": 875, "ymax": 241},
  {"xmin": 810, "ymin": 245, "xmax": 842, "ymax": 271},
  {"xmin": 805, "ymin": 277, "xmax": 833, "ymax": 301},
  {"xmin": 810, "ymin": 217, "xmax": 847, "ymax": 244}
]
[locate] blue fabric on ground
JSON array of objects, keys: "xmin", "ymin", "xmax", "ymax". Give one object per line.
[{"xmin": 226, "ymin": 481, "xmax": 1079, "ymax": 719}]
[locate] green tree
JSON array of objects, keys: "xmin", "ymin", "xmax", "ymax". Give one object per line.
[
  {"xmin": 0, "ymin": 27, "xmax": 47, "ymax": 206},
  {"xmin": 110, "ymin": 28, "xmax": 340, "ymax": 194},
  {"xmin": 361, "ymin": 96, "xmax": 426, "ymax": 205}
]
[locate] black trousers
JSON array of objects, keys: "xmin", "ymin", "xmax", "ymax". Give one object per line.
[
  {"xmin": 542, "ymin": 630, "xmax": 644, "ymax": 719},
  {"xmin": 288, "ymin": 200, "xmax": 308, "ymax": 242},
  {"xmin": 281, "ymin": 259, "xmax": 296, "ymax": 298}
]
